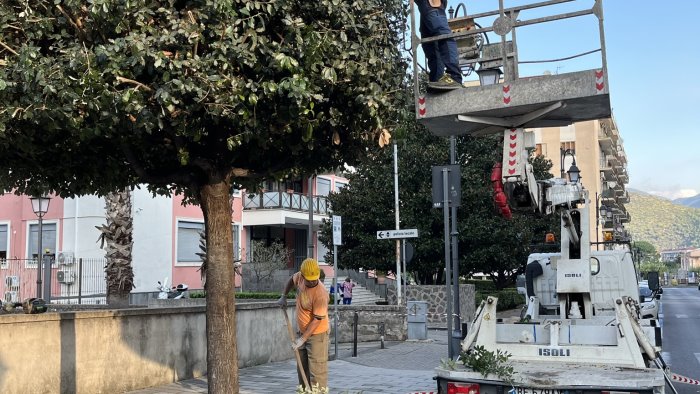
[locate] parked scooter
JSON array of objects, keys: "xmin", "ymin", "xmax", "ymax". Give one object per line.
[
  {"xmin": 157, "ymin": 278, "xmax": 190, "ymax": 299},
  {"xmin": 2, "ymin": 298, "xmax": 48, "ymax": 314}
]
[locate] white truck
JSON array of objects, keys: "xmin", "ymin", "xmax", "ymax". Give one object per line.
[{"xmin": 435, "ymin": 159, "xmax": 671, "ymax": 393}]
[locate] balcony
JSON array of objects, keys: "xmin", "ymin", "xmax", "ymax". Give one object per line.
[{"xmin": 243, "ymin": 191, "xmax": 328, "ymax": 214}]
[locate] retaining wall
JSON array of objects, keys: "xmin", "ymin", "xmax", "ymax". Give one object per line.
[
  {"xmin": 387, "ymin": 284, "xmax": 476, "ymax": 325},
  {"xmin": 0, "ymin": 302, "xmax": 293, "ymax": 393}
]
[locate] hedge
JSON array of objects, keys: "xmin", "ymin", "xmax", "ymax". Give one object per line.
[
  {"xmin": 189, "ymin": 291, "xmax": 296, "ymax": 299},
  {"xmin": 475, "ymin": 289, "xmax": 524, "ymax": 311}
]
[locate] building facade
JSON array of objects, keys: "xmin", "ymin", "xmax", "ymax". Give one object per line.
[
  {"xmin": 531, "ymin": 116, "xmax": 630, "ymax": 248},
  {"xmin": 0, "ymin": 174, "xmax": 346, "ymax": 300}
]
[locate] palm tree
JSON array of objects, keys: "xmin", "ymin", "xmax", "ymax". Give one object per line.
[{"xmin": 96, "ymin": 189, "xmax": 135, "ymax": 307}]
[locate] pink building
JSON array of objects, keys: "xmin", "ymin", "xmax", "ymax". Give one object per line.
[{"xmin": 0, "ymin": 174, "xmax": 346, "ymax": 301}]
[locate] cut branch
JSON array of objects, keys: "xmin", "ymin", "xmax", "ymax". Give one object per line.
[
  {"xmin": 0, "ymin": 39, "xmax": 19, "ymax": 56},
  {"xmin": 115, "ymin": 76, "xmax": 154, "ymax": 93}
]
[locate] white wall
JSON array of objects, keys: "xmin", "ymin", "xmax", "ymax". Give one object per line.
[
  {"xmin": 131, "ymin": 189, "xmax": 173, "ymax": 292},
  {"xmin": 61, "ymin": 195, "xmax": 105, "ymax": 258}
]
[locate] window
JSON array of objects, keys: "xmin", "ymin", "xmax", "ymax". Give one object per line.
[
  {"xmin": 534, "ymin": 144, "xmax": 546, "ymax": 157},
  {"xmin": 317, "ymin": 236, "xmax": 328, "ymax": 263},
  {"xmin": 28, "ymin": 222, "xmax": 57, "ymax": 260},
  {"xmin": 334, "ymin": 181, "xmax": 347, "ymax": 192},
  {"xmin": 316, "ymin": 178, "xmax": 331, "ymax": 196},
  {"xmin": 233, "ymin": 224, "xmax": 241, "ymax": 260},
  {"xmin": 560, "ymin": 141, "xmax": 576, "ymax": 152},
  {"xmin": 0, "ymin": 224, "xmax": 7, "ymax": 260},
  {"xmin": 177, "ymin": 221, "xmax": 241, "ymax": 264},
  {"xmin": 177, "ymin": 221, "xmax": 205, "ymax": 264}
]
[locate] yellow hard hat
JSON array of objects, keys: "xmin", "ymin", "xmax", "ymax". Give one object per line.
[{"xmin": 300, "ymin": 258, "xmax": 320, "ymax": 281}]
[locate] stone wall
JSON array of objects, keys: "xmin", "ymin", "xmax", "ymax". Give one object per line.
[
  {"xmin": 329, "ymin": 305, "xmax": 406, "ymax": 343},
  {"xmin": 387, "ymin": 284, "xmax": 476, "ymax": 325}
]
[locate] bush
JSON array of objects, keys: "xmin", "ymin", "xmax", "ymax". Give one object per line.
[
  {"xmin": 475, "ymin": 289, "xmax": 524, "ymax": 311},
  {"xmin": 465, "ymin": 280, "xmax": 497, "ymax": 292}
]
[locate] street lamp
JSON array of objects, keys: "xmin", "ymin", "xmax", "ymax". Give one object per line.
[
  {"xmin": 30, "ymin": 195, "xmax": 51, "ymax": 300},
  {"xmin": 560, "ymin": 148, "xmax": 576, "ymax": 179},
  {"xmin": 476, "ymin": 67, "xmax": 502, "ymax": 86},
  {"xmin": 566, "ymin": 159, "xmax": 581, "ymax": 183}
]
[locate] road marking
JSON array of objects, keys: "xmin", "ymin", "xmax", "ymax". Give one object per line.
[
  {"xmin": 695, "ymin": 353, "xmax": 700, "ymax": 366},
  {"xmin": 675, "ymin": 314, "xmax": 688, "ymax": 318}
]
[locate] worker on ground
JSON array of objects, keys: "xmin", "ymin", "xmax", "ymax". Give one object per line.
[
  {"xmin": 416, "ymin": 0, "xmax": 462, "ymax": 90},
  {"xmin": 278, "ymin": 258, "xmax": 330, "ymax": 390}
]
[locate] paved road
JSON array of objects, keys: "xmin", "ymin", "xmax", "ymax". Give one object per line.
[
  {"xmin": 660, "ymin": 286, "xmax": 700, "ymax": 394},
  {"xmin": 129, "ymin": 328, "xmax": 452, "ymax": 394}
]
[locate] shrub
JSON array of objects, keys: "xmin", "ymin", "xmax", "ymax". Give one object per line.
[
  {"xmin": 475, "ymin": 289, "xmax": 524, "ymax": 311},
  {"xmin": 188, "ymin": 291, "xmax": 297, "ymax": 299}
]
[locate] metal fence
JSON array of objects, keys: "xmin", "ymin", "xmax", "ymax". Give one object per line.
[{"xmin": 0, "ymin": 258, "xmax": 107, "ymax": 304}]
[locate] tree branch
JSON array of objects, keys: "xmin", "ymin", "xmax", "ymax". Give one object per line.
[
  {"xmin": 0, "ymin": 39, "xmax": 18, "ymax": 56},
  {"xmin": 115, "ymin": 76, "xmax": 154, "ymax": 93}
]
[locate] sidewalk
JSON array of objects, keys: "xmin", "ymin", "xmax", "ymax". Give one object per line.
[{"xmin": 128, "ymin": 328, "xmax": 452, "ymax": 394}]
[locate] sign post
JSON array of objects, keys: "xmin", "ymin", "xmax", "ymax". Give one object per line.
[{"xmin": 332, "ymin": 215, "xmax": 341, "ymax": 359}]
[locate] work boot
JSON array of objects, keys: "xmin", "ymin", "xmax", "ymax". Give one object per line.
[{"xmin": 428, "ymin": 74, "xmax": 462, "ymax": 91}]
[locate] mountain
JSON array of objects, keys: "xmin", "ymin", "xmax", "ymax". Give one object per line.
[
  {"xmin": 626, "ymin": 191, "xmax": 700, "ymax": 251},
  {"xmin": 673, "ymin": 194, "xmax": 700, "ymax": 209}
]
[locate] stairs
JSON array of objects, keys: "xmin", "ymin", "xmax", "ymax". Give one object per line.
[{"xmin": 323, "ymin": 277, "xmax": 384, "ymax": 305}]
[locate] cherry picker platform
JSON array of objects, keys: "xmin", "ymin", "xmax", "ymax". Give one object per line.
[{"xmin": 411, "ymin": 0, "xmax": 611, "ymax": 136}]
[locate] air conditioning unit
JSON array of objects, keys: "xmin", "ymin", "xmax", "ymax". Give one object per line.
[
  {"xmin": 4, "ymin": 276, "xmax": 19, "ymax": 290},
  {"xmin": 4, "ymin": 291, "xmax": 19, "ymax": 303},
  {"xmin": 57, "ymin": 251, "xmax": 75, "ymax": 265},
  {"xmin": 57, "ymin": 270, "xmax": 75, "ymax": 284}
]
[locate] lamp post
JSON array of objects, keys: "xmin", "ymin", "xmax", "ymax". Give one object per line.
[
  {"xmin": 30, "ymin": 195, "xmax": 51, "ymax": 300},
  {"xmin": 476, "ymin": 68, "xmax": 502, "ymax": 86},
  {"xmin": 560, "ymin": 148, "xmax": 576, "ymax": 179}
]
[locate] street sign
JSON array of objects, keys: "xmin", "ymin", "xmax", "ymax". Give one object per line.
[
  {"xmin": 376, "ymin": 229, "xmax": 419, "ymax": 240},
  {"xmin": 431, "ymin": 165, "xmax": 461, "ymax": 208},
  {"xmin": 401, "ymin": 241, "xmax": 415, "ymax": 264},
  {"xmin": 332, "ymin": 215, "xmax": 342, "ymax": 245}
]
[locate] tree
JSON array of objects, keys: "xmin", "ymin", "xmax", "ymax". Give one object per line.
[
  {"xmin": 247, "ymin": 240, "xmax": 291, "ymax": 285},
  {"xmin": 321, "ymin": 100, "xmax": 557, "ymax": 289},
  {"xmin": 96, "ymin": 189, "xmax": 135, "ymax": 307},
  {"xmin": 0, "ymin": 1, "xmax": 406, "ymax": 391},
  {"xmin": 633, "ymin": 240, "xmax": 660, "ymax": 264}
]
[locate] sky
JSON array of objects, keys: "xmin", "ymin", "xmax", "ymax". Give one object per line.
[{"xmin": 416, "ymin": 1, "xmax": 699, "ymax": 200}]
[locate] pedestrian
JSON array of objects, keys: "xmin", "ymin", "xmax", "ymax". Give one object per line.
[
  {"xmin": 341, "ymin": 277, "xmax": 356, "ymax": 305},
  {"xmin": 416, "ymin": 0, "xmax": 463, "ymax": 90},
  {"xmin": 329, "ymin": 280, "xmax": 341, "ymax": 304},
  {"xmin": 278, "ymin": 258, "xmax": 329, "ymax": 390}
]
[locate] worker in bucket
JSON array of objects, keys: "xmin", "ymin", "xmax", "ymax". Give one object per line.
[{"xmin": 278, "ymin": 258, "xmax": 330, "ymax": 390}]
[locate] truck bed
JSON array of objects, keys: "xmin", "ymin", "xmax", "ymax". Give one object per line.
[{"xmin": 436, "ymin": 362, "xmax": 665, "ymax": 392}]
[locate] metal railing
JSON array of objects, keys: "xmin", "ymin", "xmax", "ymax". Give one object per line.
[
  {"xmin": 410, "ymin": 0, "xmax": 608, "ymax": 97},
  {"xmin": 242, "ymin": 191, "xmax": 329, "ymax": 215},
  {"xmin": 336, "ymin": 269, "xmax": 388, "ymax": 301},
  {"xmin": 0, "ymin": 258, "xmax": 107, "ymax": 304}
]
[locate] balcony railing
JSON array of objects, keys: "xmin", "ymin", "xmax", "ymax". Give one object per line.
[{"xmin": 242, "ymin": 191, "xmax": 329, "ymax": 215}]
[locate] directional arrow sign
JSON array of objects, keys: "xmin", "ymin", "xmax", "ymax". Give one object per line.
[{"xmin": 376, "ymin": 229, "xmax": 419, "ymax": 240}]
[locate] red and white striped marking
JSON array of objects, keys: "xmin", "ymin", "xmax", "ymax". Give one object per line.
[
  {"xmin": 595, "ymin": 69, "xmax": 605, "ymax": 94},
  {"xmin": 506, "ymin": 129, "xmax": 518, "ymax": 175},
  {"xmin": 418, "ymin": 96, "xmax": 426, "ymax": 118},
  {"xmin": 672, "ymin": 372, "xmax": 700, "ymax": 385},
  {"xmin": 503, "ymin": 84, "xmax": 511, "ymax": 105}
]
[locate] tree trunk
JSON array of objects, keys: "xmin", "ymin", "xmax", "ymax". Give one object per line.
[
  {"xmin": 99, "ymin": 189, "xmax": 134, "ymax": 308},
  {"xmin": 200, "ymin": 178, "xmax": 238, "ymax": 393}
]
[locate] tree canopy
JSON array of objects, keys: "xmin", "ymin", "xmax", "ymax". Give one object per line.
[
  {"xmin": 320, "ymin": 101, "xmax": 558, "ymax": 289},
  {"xmin": 0, "ymin": 0, "xmax": 407, "ymax": 391}
]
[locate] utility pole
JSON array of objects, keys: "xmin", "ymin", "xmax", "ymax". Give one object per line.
[
  {"xmin": 393, "ymin": 142, "xmax": 402, "ymax": 305},
  {"xmin": 449, "ymin": 136, "xmax": 461, "ymax": 358}
]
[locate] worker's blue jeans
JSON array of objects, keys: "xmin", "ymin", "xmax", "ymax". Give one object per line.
[{"xmin": 416, "ymin": 1, "xmax": 462, "ymax": 83}]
